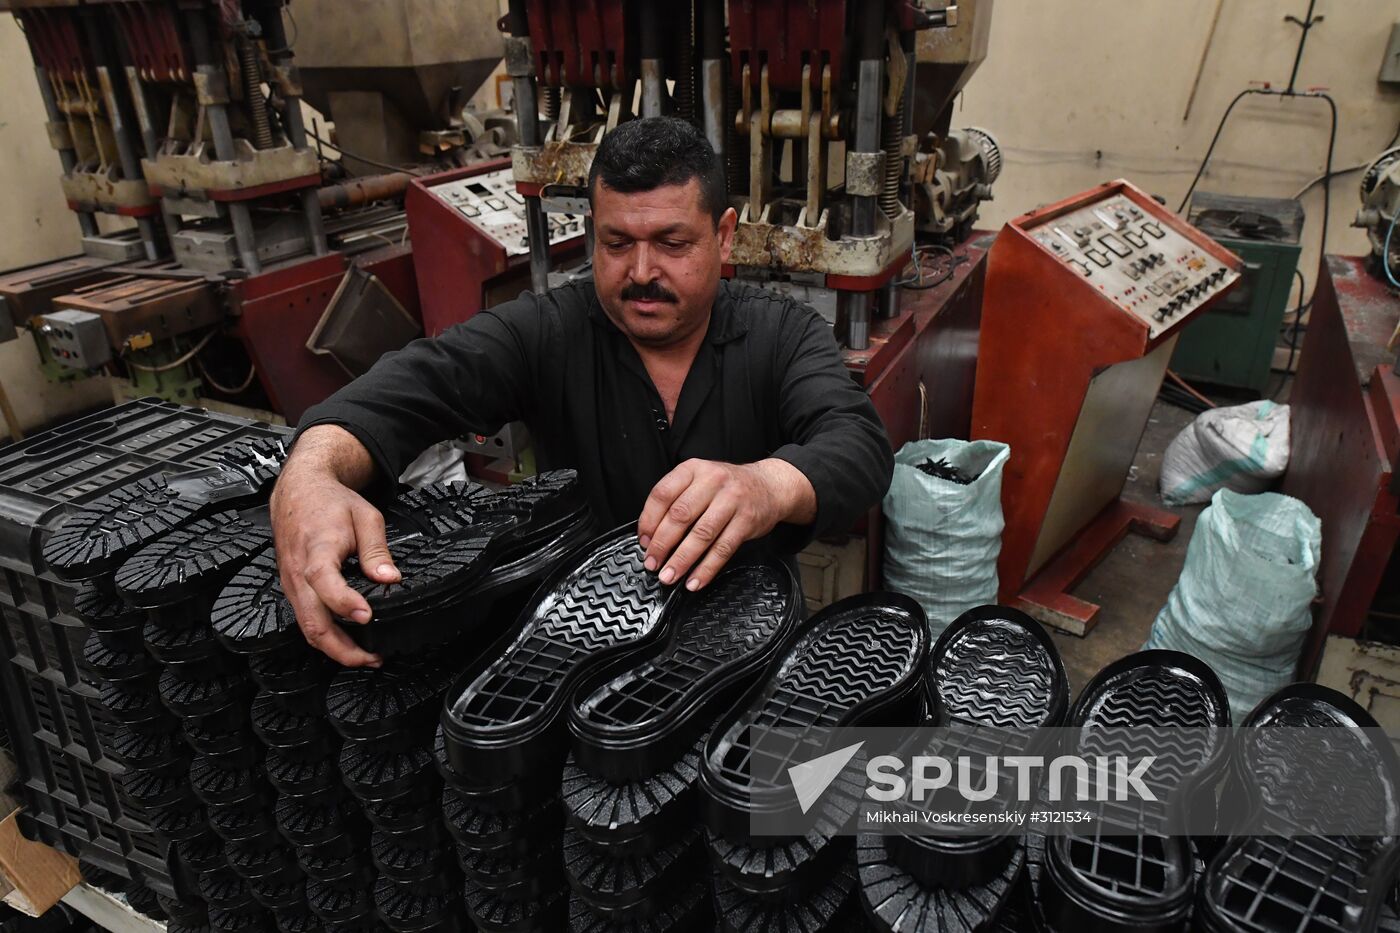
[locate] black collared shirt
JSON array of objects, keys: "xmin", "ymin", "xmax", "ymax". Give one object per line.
[{"xmin": 297, "ymin": 280, "xmax": 894, "ymax": 548}]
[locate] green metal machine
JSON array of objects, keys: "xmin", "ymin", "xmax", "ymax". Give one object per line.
[{"xmin": 1172, "ymin": 192, "xmax": 1304, "ymax": 393}]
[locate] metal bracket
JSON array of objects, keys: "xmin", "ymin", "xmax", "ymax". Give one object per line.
[
  {"xmin": 845, "ymin": 151, "xmax": 886, "ymax": 197},
  {"xmin": 193, "ymin": 70, "xmax": 230, "ymax": 107},
  {"xmin": 503, "ymin": 36, "xmax": 535, "ymax": 77}
]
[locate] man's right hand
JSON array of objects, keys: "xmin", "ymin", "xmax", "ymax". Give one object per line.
[{"xmin": 269, "ymin": 425, "xmax": 399, "ymax": 668}]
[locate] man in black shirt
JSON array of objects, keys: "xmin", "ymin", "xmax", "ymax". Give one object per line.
[{"xmin": 272, "ymin": 117, "xmax": 893, "ymax": 667}]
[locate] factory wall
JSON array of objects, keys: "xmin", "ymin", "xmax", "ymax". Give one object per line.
[
  {"xmin": 958, "ymin": 0, "xmax": 1400, "ymax": 302},
  {"xmin": 2, "ymin": 2, "xmax": 1398, "ymax": 438}
]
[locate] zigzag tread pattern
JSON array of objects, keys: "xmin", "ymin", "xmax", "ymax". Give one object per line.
[
  {"xmin": 453, "ymin": 537, "xmax": 665, "ymax": 730},
  {"xmin": 937, "ymin": 624, "xmax": 1056, "ymax": 729},
  {"xmin": 577, "ymin": 564, "xmax": 788, "ymax": 730}
]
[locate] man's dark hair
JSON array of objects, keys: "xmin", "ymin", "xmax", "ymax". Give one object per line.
[{"xmin": 587, "ymin": 116, "xmax": 728, "ymax": 226}]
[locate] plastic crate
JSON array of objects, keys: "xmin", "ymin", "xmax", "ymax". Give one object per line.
[{"xmin": 0, "ymin": 399, "xmax": 288, "ymax": 897}]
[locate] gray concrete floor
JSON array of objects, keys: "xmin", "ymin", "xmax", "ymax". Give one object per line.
[{"xmin": 1051, "ymin": 398, "xmax": 1205, "ymax": 698}]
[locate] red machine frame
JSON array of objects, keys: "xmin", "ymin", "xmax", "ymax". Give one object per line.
[
  {"xmin": 973, "ymin": 179, "xmax": 1243, "ymax": 634},
  {"xmin": 406, "ymin": 159, "xmax": 583, "ymax": 336}
]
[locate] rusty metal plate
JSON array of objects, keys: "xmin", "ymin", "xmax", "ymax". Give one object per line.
[
  {"xmin": 728, "ymin": 203, "xmax": 914, "ymax": 280},
  {"xmin": 54, "ymin": 270, "xmax": 222, "ymax": 346},
  {"xmin": 142, "ymin": 141, "xmax": 319, "ymax": 199}
]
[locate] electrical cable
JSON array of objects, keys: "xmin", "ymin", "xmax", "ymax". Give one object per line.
[
  {"xmin": 305, "ymin": 128, "xmax": 419, "ymax": 175},
  {"xmin": 1179, "ymin": 87, "xmax": 1336, "ymax": 312},
  {"xmin": 1291, "ymin": 123, "xmax": 1399, "ymax": 199},
  {"xmin": 1269, "ymin": 269, "xmax": 1308, "ymax": 400},
  {"xmin": 123, "ymin": 330, "xmax": 217, "ymax": 373},
  {"xmin": 1383, "ymin": 210, "xmax": 1400, "ymax": 290},
  {"xmin": 1166, "ymin": 369, "xmax": 1216, "ymax": 409},
  {"xmin": 896, "ymin": 244, "xmax": 968, "ymax": 290},
  {"xmin": 196, "ymin": 355, "xmax": 258, "ymax": 395}
]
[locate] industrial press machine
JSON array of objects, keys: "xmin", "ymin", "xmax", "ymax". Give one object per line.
[
  {"xmin": 0, "ymin": 0, "xmax": 570, "ymax": 425},
  {"xmin": 499, "ymin": 0, "xmax": 1000, "ymax": 353}
]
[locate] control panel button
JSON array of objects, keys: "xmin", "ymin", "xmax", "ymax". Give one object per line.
[
  {"xmin": 1142, "ymin": 222, "xmax": 1165, "ymax": 239},
  {"xmin": 1069, "ymin": 260, "xmax": 1092, "ymax": 276},
  {"xmin": 1085, "ymin": 249, "xmax": 1111, "ymax": 267},
  {"xmin": 1124, "ymin": 231, "xmax": 1147, "ymax": 248},
  {"xmin": 1099, "ymin": 234, "xmax": 1131, "ymax": 257}
]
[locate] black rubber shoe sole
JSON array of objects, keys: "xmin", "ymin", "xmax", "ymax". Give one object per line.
[
  {"xmin": 83, "ymin": 630, "xmax": 155, "ymax": 682},
  {"xmin": 700, "ymin": 592, "xmax": 929, "ymax": 842},
  {"xmin": 563, "ymin": 821, "xmax": 704, "ymax": 918},
  {"xmin": 274, "ymin": 792, "xmax": 364, "ymax": 848},
  {"xmin": 264, "ymin": 747, "xmax": 339, "ymax": 798},
  {"xmin": 178, "ymin": 831, "xmax": 230, "ymax": 874},
  {"xmin": 207, "ymin": 800, "xmax": 278, "ymax": 846},
  {"xmin": 888, "ymin": 605, "xmax": 1068, "ymax": 891},
  {"xmin": 108, "ymin": 722, "xmax": 185, "ymax": 771},
  {"xmin": 326, "ymin": 659, "xmax": 461, "ymax": 742},
  {"xmin": 43, "ymin": 438, "xmax": 284, "ymax": 582},
  {"xmin": 561, "ymin": 729, "xmax": 706, "ymax": 855},
  {"xmin": 211, "ymin": 548, "xmax": 300, "ymax": 655},
  {"xmin": 190, "ymin": 756, "xmax": 266, "ymax": 807},
  {"xmin": 305, "ymin": 874, "xmax": 373, "ymax": 926},
  {"xmin": 858, "ymin": 833, "xmax": 1026, "ymax": 933},
  {"xmin": 158, "ymin": 668, "xmax": 253, "ymax": 719},
  {"xmin": 443, "ymin": 526, "xmax": 676, "ymax": 785},
  {"xmin": 443, "ymin": 786, "xmax": 564, "ymax": 858},
  {"xmin": 713, "ymin": 855, "xmax": 859, "ymax": 933},
  {"xmin": 114, "ymin": 510, "xmax": 271, "ymax": 610},
  {"xmin": 463, "ymin": 874, "xmax": 568, "ymax": 932},
  {"xmin": 1044, "ymin": 650, "xmax": 1231, "ymax": 933},
  {"xmin": 246, "ymin": 645, "xmax": 333, "ymax": 692},
  {"xmin": 250, "ymin": 690, "xmax": 335, "ymax": 754},
  {"xmin": 373, "ymin": 873, "xmax": 466, "ymax": 933},
  {"xmin": 336, "ymin": 481, "xmax": 517, "ymax": 657},
  {"xmin": 338, "ymin": 737, "xmax": 435, "ymax": 800},
  {"xmin": 565, "ymin": 875, "xmax": 712, "ymax": 933},
  {"xmin": 1196, "ymin": 684, "xmax": 1400, "ymax": 933},
  {"xmin": 567, "ymin": 558, "xmax": 800, "ymax": 782},
  {"xmin": 432, "ymin": 725, "xmax": 556, "ymax": 814},
  {"xmin": 198, "ymin": 869, "xmax": 255, "ymax": 909},
  {"xmin": 457, "ymin": 840, "xmax": 562, "ymax": 894}
]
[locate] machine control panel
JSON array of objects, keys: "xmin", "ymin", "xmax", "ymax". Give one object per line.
[
  {"xmin": 1028, "ymin": 194, "xmax": 1238, "ymax": 338},
  {"xmin": 428, "ymin": 168, "xmax": 582, "ymax": 258},
  {"xmin": 37, "ymin": 309, "xmax": 111, "ymax": 370}
]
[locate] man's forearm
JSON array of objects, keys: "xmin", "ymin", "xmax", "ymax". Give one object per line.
[
  {"xmin": 282, "ymin": 424, "xmax": 378, "ymax": 491},
  {"xmin": 758, "ymin": 457, "xmax": 817, "ymax": 525}
]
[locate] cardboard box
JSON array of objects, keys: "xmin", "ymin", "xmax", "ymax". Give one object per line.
[{"xmin": 0, "ymin": 810, "xmax": 81, "ymax": 916}]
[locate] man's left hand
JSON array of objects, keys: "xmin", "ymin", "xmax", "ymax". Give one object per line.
[{"xmin": 637, "ymin": 458, "xmax": 816, "ymax": 592}]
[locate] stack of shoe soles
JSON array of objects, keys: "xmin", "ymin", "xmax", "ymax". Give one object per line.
[
  {"xmin": 441, "ymin": 526, "xmax": 682, "ymax": 931},
  {"xmin": 338, "ymin": 470, "xmax": 596, "ymax": 658},
  {"xmin": 1196, "ymin": 684, "xmax": 1400, "ymax": 933},
  {"xmin": 119, "ymin": 516, "xmax": 290, "ymax": 930},
  {"xmin": 42, "ymin": 438, "xmax": 288, "ymax": 929},
  {"xmin": 562, "ymin": 557, "xmax": 804, "ymax": 931},
  {"xmin": 325, "ymin": 658, "xmax": 467, "ymax": 932},
  {"xmin": 859, "ymin": 605, "xmax": 1070, "ymax": 932},
  {"xmin": 1029, "ymin": 650, "xmax": 1232, "ymax": 933},
  {"xmin": 699, "ymin": 593, "xmax": 931, "ymax": 933}
]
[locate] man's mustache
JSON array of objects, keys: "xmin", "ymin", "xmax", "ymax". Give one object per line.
[{"xmin": 620, "ymin": 280, "xmax": 679, "ymax": 303}]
